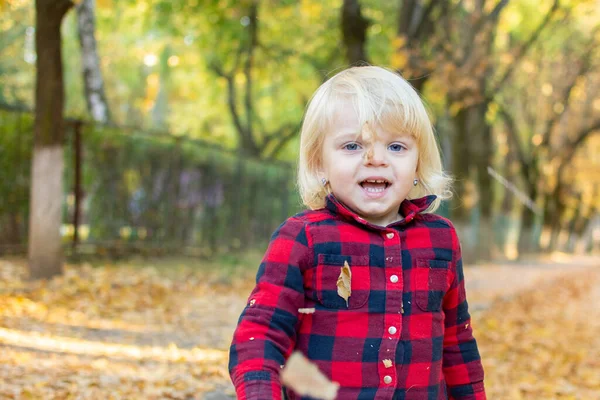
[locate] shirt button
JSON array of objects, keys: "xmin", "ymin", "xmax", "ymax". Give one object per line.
[
  {"xmin": 386, "ymin": 232, "xmax": 395, "ymax": 239},
  {"xmin": 384, "ymin": 375, "xmax": 392, "ymax": 384},
  {"xmin": 388, "ymin": 326, "xmax": 397, "ymax": 335},
  {"xmin": 390, "ymin": 275, "xmax": 399, "ymax": 283}
]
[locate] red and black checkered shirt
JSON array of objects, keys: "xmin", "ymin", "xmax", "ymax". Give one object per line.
[{"xmin": 229, "ymin": 194, "xmax": 486, "ymax": 399}]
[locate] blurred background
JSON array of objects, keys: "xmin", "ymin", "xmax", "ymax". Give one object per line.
[
  {"xmin": 0, "ymin": 0, "xmax": 599, "ymax": 399},
  {"xmin": 1, "ymin": 0, "xmax": 599, "ymax": 265}
]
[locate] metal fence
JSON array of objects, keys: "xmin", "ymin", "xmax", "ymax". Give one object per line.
[{"xmin": 0, "ymin": 108, "xmax": 302, "ymax": 257}]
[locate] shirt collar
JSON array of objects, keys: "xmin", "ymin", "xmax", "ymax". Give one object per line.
[{"xmin": 324, "ymin": 193, "xmax": 437, "ymax": 228}]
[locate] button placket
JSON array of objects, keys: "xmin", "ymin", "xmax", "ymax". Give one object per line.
[{"xmin": 381, "ymin": 230, "xmax": 400, "ymax": 389}]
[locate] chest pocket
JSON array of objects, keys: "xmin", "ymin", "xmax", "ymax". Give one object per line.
[
  {"xmin": 314, "ymin": 254, "xmax": 370, "ymax": 310},
  {"xmin": 414, "ymin": 259, "xmax": 452, "ymax": 312}
]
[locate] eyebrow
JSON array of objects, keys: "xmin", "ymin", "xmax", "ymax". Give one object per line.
[
  {"xmin": 333, "ymin": 132, "xmax": 415, "ymax": 143},
  {"xmin": 395, "ymin": 134, "xmax": 415, "ymax": 143},
  {"xmin": 332, "ymin": 132, "xmax": 361, "ymax": 143}
]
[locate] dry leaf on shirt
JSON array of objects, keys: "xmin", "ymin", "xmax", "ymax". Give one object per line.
[
  {"xmin": 383, "ymin": 359, "xmax": 393, "ymax": 368},
  {"xmin": 298, "ymin": 308, "xmax": 316, "ymax": 314},
  {"xmin": 336, "ymin": 261, "xmax": 352, "ymax": 307},
  {"xmin": 280, "ymin": 352, "xmax": 340, "ymax": 400}
]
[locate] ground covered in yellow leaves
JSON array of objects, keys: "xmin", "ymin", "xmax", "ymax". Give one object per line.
[
  {"xmin": 0, "ymin": 255, "xmax": 598, "ymax": 399},
  {"xmin": 476, "ymin": 265, "xmax": 600, "ymax": 399}
]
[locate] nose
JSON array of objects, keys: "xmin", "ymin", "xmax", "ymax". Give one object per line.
[{"xmin": 364, "ymin": 143, "xmax": 388, "ymax": 166}]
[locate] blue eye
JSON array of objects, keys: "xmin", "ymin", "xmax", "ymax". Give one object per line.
[
  {"xmin": 343, "ymin": 143, "xmax": 361, "ymax": 151},
  {"xmin": 389, "ymin": 143, "xmax": 405, "ymax": 152}
]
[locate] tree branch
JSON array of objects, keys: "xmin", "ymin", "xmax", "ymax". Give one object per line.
[
  {"xmin": 540, "ymin": 25, "xmax": 599, "ymax": 148},
  {"xmin": 208, "ymin": 47, "xmax": 252, "ymax": 153},
  {"xmin": 487, "ymin": 0, "xmax": 510, "ymax": 23},
  {"xmin": 265, "ymin": 121, "xmax": 303, "ymax": 160},
  {"xmin": 498, "ymin": 104, "xmax": 531, "ymax": 183},
  {"xmin": 560, "ymin": 119, "xmax": 600, "ymax": 164},
  {"xmin": 489, "ymin": 0, "xmax": 560, "ymax": 97},
  {"xmin": 541, "ymin": 58, "xmax": 594, "ymax": 149}
]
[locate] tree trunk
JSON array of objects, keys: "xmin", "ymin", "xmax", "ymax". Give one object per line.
[
  {"xmin": 547, "ymin": 193, "xmax": 564, "ymax": 252},
  {"xmin": 451, "ymin": 107, "xmax": 471, "ymax": 222},
  {"xmin": 341, "ymin": 0, "xmax": 369, "ymax": 65},
  {"xmin": 395, "ymin": 0, "xmax": 436, "ymax": 93},
  {"xmin": 518, "ymin": 199, "xmax": 538, "ymax": 256},
  {"xmin": 76, "ymin": 0, "xmax": 110, "ymax": 123},
  {"xmin": 514, "ymin": 145, "xmax": 543, "ymax": 256},
  {"xmin": 517, "ymin": 162, "xmax": 540, "ymax": 256},
  {"xmin": 566, "ymin": 192, "xmax": 583, "ymax": 253},
  {"xmin": 495, "ymin": 138, "xmax": 516, "ymax": 257},
  {"xmin": 471, "ymin": 102, "xmax": 494, "ymax": 261},
  {"xmin": 448, "ymin": 107, "xmax": 477, "ymax": 262},
  {"xmin": 29, "ymin": 0, "xmax": 73, "ymax": 280}
]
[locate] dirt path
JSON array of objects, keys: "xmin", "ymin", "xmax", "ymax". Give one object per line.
[
  {"xmin": 465, "ymin": 253, "xmax": 599, "ymax": 312},
  {"xmin": 476, "ymin": 259, "xmax": 600, "ymax": 399}
]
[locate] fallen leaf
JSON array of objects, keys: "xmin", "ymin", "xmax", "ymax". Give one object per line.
[
  {"xmin": 336, "ymin": 261, "xmax": 352, "ymax": 307},
  {"xmin": 280, "ymin": 352, "xmax": 339, "ymax": 400},
  {"xmin": 383, "ymin": 359, "xmax": 392, "ymax": 368},
  {"xmin": 362, "ymin": 122, "xmax": 374, "ymax": 143},
  {"xmin": 361, "ymin": 123, "xmax": 376, "ymax": 162},
  {"xmin": 298, "ymin": 308, "xmax": 316, "ymax": 314}
]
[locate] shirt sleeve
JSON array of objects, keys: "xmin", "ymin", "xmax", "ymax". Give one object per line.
[
  {"xmin": 442, "ymin": 224, "xmax": 486, "ymax": 400},
  {"xmin": 229, "ymin": 217, "xmax": 311, "ymax": 400}
]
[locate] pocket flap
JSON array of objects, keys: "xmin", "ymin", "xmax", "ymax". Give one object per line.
[{"xmin": 414, "ymin": 258, "xmax": 451, "ymax": 312}]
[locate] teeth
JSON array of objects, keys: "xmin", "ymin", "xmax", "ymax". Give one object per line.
[
  {"xmin": 364, "ymin": 186, "xmax": 385, "ymax": 193},
  {"xmin": 364, "ymin": 179, "xmax": 387, "ymax": 183}
]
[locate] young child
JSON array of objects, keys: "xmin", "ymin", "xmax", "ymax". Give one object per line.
[{"xmin": 229, "ymin": 66, "xmax": 486, "ymax": 399}]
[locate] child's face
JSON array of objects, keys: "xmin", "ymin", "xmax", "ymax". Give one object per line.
[{"xmin": 320, "ymin": 102, "xmax": 419, "ymax": 226}]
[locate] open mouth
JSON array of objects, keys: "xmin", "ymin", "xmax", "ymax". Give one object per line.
[{"xmin": 359, "ymin": 179, "xmax": 391, "ymax": 193}]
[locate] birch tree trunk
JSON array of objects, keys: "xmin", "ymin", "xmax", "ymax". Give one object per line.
[
  {"xmin": 76, "ymin": 0, "xmax": 110, "ymax": 123},
  {"xmin": 28, "ymin": 0, "xmax": 73, "ymax": 280}
]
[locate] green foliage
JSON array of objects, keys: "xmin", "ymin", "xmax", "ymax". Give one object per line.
[
  {"xmin": 0, "ymin": 107, "xmax": 301, "ymax": 255},
  {"xmin": 0, "ymin": 2, "xmax": 34, "ymax": 106},
  {"xmin": 0, "ymin": 110, "xmax": 33, "ymax": 245},
  {"xmin": 76, "ymin": 121, "xmax": 300, "ymax": 254}
]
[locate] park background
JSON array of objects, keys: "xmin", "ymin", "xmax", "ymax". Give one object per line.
[{"xmin": 0, "ymin": 0, "xmax": 599, "ymax": 398}]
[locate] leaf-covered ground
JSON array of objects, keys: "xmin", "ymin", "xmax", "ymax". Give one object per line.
[{"xmin": 0, "ymin": 255, "xmax": 598, "ymax": 399}]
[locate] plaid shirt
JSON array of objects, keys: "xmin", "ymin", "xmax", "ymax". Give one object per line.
[{"xmin": 229, "ymin": 194, "xmax": 485, "ymax": 400}]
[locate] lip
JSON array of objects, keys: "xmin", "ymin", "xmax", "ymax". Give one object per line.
[
  {"xmin": 360, "ymin": 184, "xmax": 389, "ymax": 199},
  {"xmin": 359, "ymin": 176, "xmax": 392, "ymax": 184}
]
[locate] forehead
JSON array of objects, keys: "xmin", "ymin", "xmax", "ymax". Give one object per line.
[
  {"xmin": 329, "ymin": 101, "xmax": 360, "ymax": 132},
  {"xmin": 326, "ymin": 100, "xmax": 414, "ymax": 142}
]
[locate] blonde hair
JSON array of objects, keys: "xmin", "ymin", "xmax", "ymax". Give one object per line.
[{"xmin": 297, "ymin": 65, "xmax": 452, "ymax": 212}]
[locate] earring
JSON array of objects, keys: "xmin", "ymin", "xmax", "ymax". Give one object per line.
[
  {"xmin": 413, "ymin": 178, "xmax": 418, "ymax": 186},
  {"xmin": 321, "ymin": 178, "xmax": 328, "ymax": 186}
]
